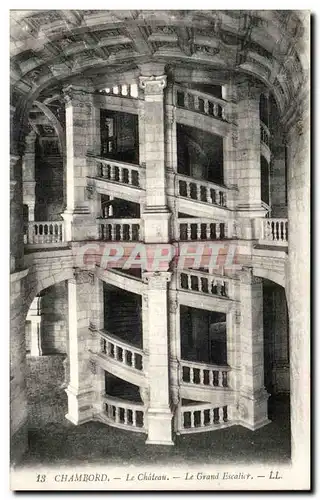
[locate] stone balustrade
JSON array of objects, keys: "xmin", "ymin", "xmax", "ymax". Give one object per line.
[
  {"xmin": 26, "ymin": 221, "xmax": 65, "ymax": 245},
  {"xmin": 260, "ymin": 121, "xmax": 270, "ymax": 148},
  {"xmin": 178, "ymin": 269, "xmax": 229, "ymax": 298},
  {"xmin": 177, "ymin": 402, "xmax": 229, "ymax": 433},
  {"xmin": 103, "ymin": 395, "xmax": 146, "ymax": 432},
  {"xmin": 99, "ymin": 83, "xmax": 139, "ymax": 99},
  {"xmin": 97, "ymin": 218, "xmax": 141, "ymax": 241},
  {"xmin": 174, "ymin": 84, "xmax": 227, "ymax": 122},
  {"xmin": 92, "ymin": 156, "xmax": 144, "ymax": 188},
  {"xmin": 176, "ymin": 174, "xmax": 228, "ymax": 208},
  {"xmin": 259, "ymin": 218, "xmax": 288, "ymax": 246},
  {"xmin": 99, "ymin": 330, "xmax": 144, "ymax": 372},
  {"xmin": 180, "ymin": 359, "xmax": 230, "ymax": 388},
  {"xmin": 176, "ymin": 218, "xmax": 228, "ymax": 241}
]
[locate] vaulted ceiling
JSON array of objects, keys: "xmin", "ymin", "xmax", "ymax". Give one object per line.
[{"xmin": 10, "ymin": 10, "xmax": 309, "ymax": 142}]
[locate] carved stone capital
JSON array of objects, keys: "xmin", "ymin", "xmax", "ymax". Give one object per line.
[
  {"xmin": 169, "ymin": 299, "xmax": 178, "ymax": 314},
  {"xmin": 142, "ymin": 271, "xmax": 172, "ymax": 289},
  {"xmin": 139, "ymin": 387, "xmax": 150, "ymax": 405},
  {"xmin": 86, "ymin": 184, "xmax": 96, "ymax": 200},
  {"xmin": 73, "ymin": 267, "xmax": 95, "ymax": 285},
  {"xmin": 239, "ymin": 267, "xmax": 262, "ymax": 285},
  {"xmin": 139, "ymin": 75, "xmax": 167, "ymax": 95},
  {"xmin": 62, "ymin": 84, "xmax": 90, "ymax": 106}
]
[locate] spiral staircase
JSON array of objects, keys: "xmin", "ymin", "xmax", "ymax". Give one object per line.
[{"xmin": 24, "ymin": 82, "xmax": 288, "ymax": 436}]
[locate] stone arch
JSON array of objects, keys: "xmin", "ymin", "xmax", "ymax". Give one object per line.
[{"xmin": 252, "ymin": 267, "xmax": 286, "ymax": 289}]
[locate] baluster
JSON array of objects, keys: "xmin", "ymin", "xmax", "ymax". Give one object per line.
[
  {"xmin": 216, "ymin": 281, "xmax": 222, "ymax": 296},
  {"xmin": 184, "ymin": 91, "xmax": 189, "ymax": 108},
  {"xmin": 196, "ymin": 184, "xmax": 201, "ymax": 201},
  {"xmin": 114, "ymin": 345, "xmax": 119, "ymax": 361},
  {"xmin": 199, "ymin": 369, "xmax": 204, "ymax": 385},
  {"xmin": 133, "ymin": 353, "xmax": 137, "ymax": 369},
  {"xmin": 111, "ymin": 224, "xmax": 116, "ymax": 241},
  {"xmin": 194, "ymin": 95, "xmax": 199, "ymax": 110},
  {"xmin": 224, "ymin": 281, "xmax": 228, "ymax": 297},
  {"xmin": 209, "ymin": 408, "xmax": 214, "ymax": 425},
  {"xmin": 206, "ymin": 224, "xmax": 211, "ymax": 240},
  {"xmin": 110, "ymin": 164, "xmax": 115, "ymax": 181},
  {"xmin": 219, "ymin": 407, "xmax": 224, "ymax": 424},
  {"xmin": 206, "ymin": 187, "xmax": 211, "ymax": 203},
  {"xmin": 196, "ymin": 223, "xmax": 200, "ymax": 240},
  {"xmin": 190, "ymin": 367, "xmax": 195, "ymax": 384},
  {"xmin": 218, "ymin": 371, "xmax": 223, "ymax": 387},
  {"xmin": 129, "ymin": 170, "xmax": 133, "ymax": 185},
  {"xmin": 200, "ymin": 410, "xmax": 205, "ymax": 427},
  {"xmin": 132, "ymin": 411, "xmax": 137, "ymax": 427},
  {"xmin": 284, "ymin": 221, "xmax": 288, "ymax": 242},
  {"xmin": 128, "ymin": 225, "xmax": 132, "ymax": 241},
  {"xmin": 187, "ymin": 274, "xmax": 192, "ymax": 291},
  {"xmin": 119, "ymin": 224, "xmax": 124, "ymax": 241},
  {"xmin": 186, "ymin": 182, "xmax": 191, "ymax": 198},
  {"xmin": 115, "ymin": 406, "xmax": 120, "ymax": 423},
  {"xmin": 213, "ymin": 103, "xmax": 218, "ymax": 116},
  {"xmin": 187, "ymin": 224, "xmax": 192, "ymax": 241},
  {"xmin": 204, "ymin": 99, "xmax": 209, "ymax": 114},
  {"xmin": 191, "ymin": 411, "xmax": 195, "ymax": 428},
  {"xmin": 216, "ymin": 223, "xmax": 221, "ymax": 240},
  {"xmin": 124, "ymin": 408, "xmax": 128, "ymax": 424},
  {"xmin": 209, "ymin": 370, "xmax": 214, "ymax": 386},
  {"xmin": 221, "ymin": 106, "xmax": 226, "ymax": 120}
]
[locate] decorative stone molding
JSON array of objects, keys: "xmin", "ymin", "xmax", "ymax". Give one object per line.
[
  {"xmin": 139, "ymin": 387, "xmax": 150, "ymax": 404},
  {"xmin": 89, "ymin": 359, "xmax": 97, "ymax": 375},
  {"xmin": 139, "ymin": 75, "xmax": 167, "ymax": 95},
  {"xmin": 86, "ymin": 184, "xmax": 96, "ymax": 200},
  {"xmin": 171, "ymin": 386, "xmax": 180, "ymax": 406},
  {"xmin": 73, "ymin": 268, "xmax": 95, "ymax": 285},
  {"xmin": 142, "ymin": 271, "xmax": 172, "ymax": 289},
  {"xmin": 62, "ymin": 84, "xmax": 90, "ymax": 106},
  {"xmin": 169, "ymin": 299, "xmax": 178, "ymax": 314}
]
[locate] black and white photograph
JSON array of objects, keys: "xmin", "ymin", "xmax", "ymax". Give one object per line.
[{"xmin": 9, "ymin": 8, "xmax": 310, "ymax": 491}]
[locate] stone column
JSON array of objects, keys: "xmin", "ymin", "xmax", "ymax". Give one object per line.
[
  {"xmin": 222, "ymin": 81, "xmax": 238, "ymax": 197},
  {"xmin": 22, "ymin": 131, "xmax": 37, "ymax": 222},
  {"xmin": 10, "ymin": 153, "xmax": 24, "ymax": 272},
  {"xmin": 10, "ymin": 269, "xmax": 29, "ymax": 465},
  {"xmin": 238, "ymin": 268, "xmax": 270, "ymax": 430},
  {"xmin": 142, "ymin": 271, "xmax": 173, "ymax": 445},
  {"xmin": 65, "ymin": 269, "xmax": 96, "ymax": 425},
  {"xmin": 271, "ymin": 287, "xmax": 290, "ymax": 394},
  {"xmin": 271, "ymin": 133, "xmax": 288, "ymax": 218},
  {"xmin": 139, "ymin": 68, "xmax": 171, "ymax": 243},
  {"xmin": 168, "ymin": 290, "xmax": 180, "ymax": 424},
  {"xmin": 286, "ymin": 77, "xmax": 310, "ymax": 467},
  {"xmin": 62, "ymin": 85, "xmax": 100, "ymax": 241},
  {"xmin": 236, "ymin": 79, "xmax": 267, "ymax": 238}
]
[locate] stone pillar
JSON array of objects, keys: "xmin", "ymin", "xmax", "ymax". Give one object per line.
[
  {"xmin": 65, "ymin": 269, "xmax": 96, "ymax": 425},
  {"xmin": 142, "ymin": 271, "xmax": 173, "ymax": 445},
  {"xmin": 22, "ymin": 131, "xmax": 37, "ymax": 222},
  {"xmin": 168, "ymin": 291, "xmax": 180, "ymax": 422},
  {"xmin": 62, "ymin": 85, "xmax": 100, "ymax": 241},
  {"xmin": 222, "ymin": 81, "xmax": 238, "ymax": 197},
  {"xmin": 271, "ymin": 133, "xmax": 288, "ymax": 218},
  {"xmin": 286, "ymin": 78, "xmax": 310, "ymax": 467},
  {"xmin": 236, "ymin": 79, "xmax": 266, "ymax": 238},
  {"xmin": 139, "ymin": 69, "xmax": 171, "ymax": 243},
  {"xmin": 10, "ymin": 153, "xmax": 24, "ymax": 272},
  {"xmin": 10, "ymin": 269, "xmax": 29, "ymax": 465},
  {"xmin": 272, "ymin": 287, "xmax": 290, "ymax": 394},
  {"xmin": 238, "ymin": 268, "xmax": 270, "ymax": 430}
]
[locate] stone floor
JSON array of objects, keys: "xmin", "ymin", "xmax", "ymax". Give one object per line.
[{"xmin": 17, "ymin": 355, "xmax": 291, "ymax": 467}]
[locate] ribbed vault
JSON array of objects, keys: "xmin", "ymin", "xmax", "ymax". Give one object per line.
[{"xmin": 10, "ymin": 9, "xmax": 308, "ymax": 148}]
